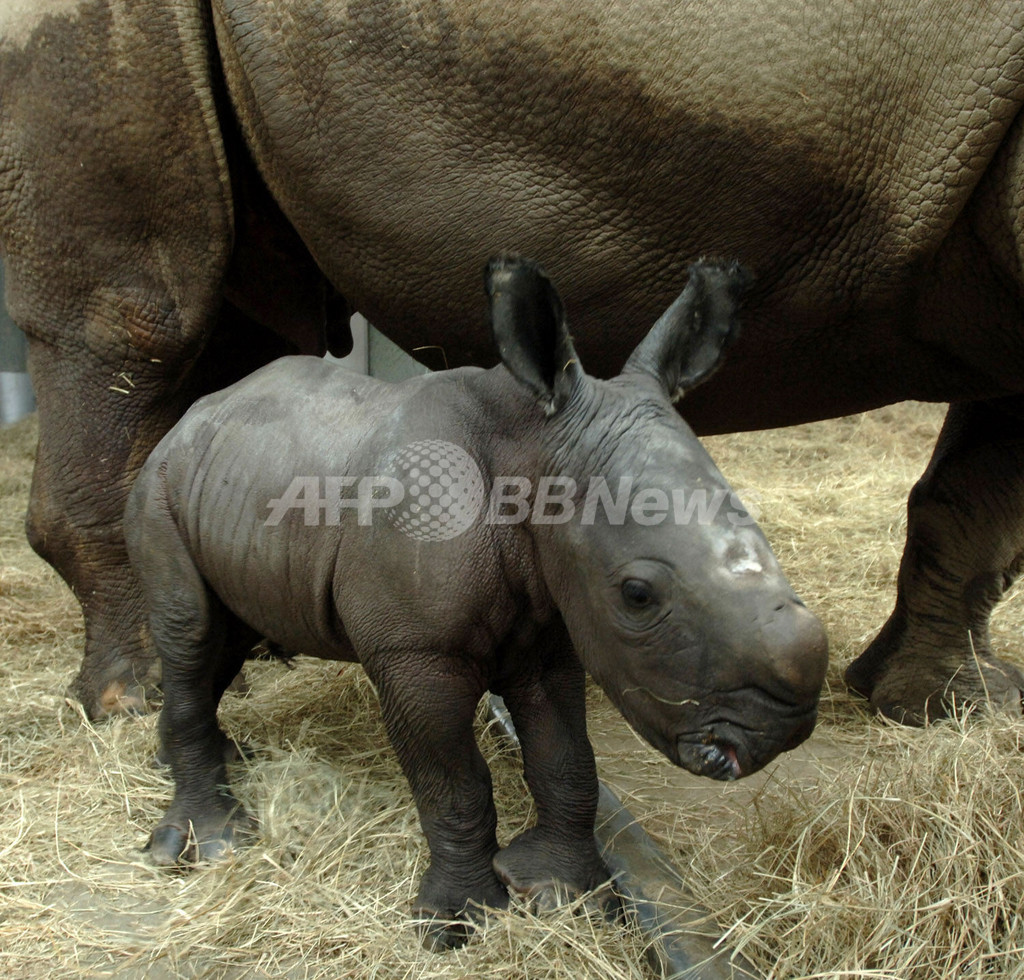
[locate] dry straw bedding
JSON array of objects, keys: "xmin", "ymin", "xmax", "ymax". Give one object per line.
[{"xmin": 1, "ymin": 403, "xmax": 1023, "ymax": 979}]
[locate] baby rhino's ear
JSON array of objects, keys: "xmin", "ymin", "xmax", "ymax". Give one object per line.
[
  {"xmin": 622, "ymin": 261, "xmax": 751, "ymax": 402},
  {"xmin": 485, "ymin": 254, "xmax": 583, "ymax": 415}
]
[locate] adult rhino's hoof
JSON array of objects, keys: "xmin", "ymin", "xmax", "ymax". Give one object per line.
[
  {"xmin": 61, "ymin": 629, "xmax": 165, "ymax": 719},
  {"xmin": 71, "ymin": 676, "xmax": 156, "ymax": 720},
  {"xmin": 846, "ymin": 638, "xmax": 1024, "ymax": 724},
  {"xmin": 146, "ymin": 809, "xmax": 257, "ymax": 867}
]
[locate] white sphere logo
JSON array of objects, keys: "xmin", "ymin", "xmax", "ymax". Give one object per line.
[{"xmin": 391, "ymin": 440, "xmax": 485, "ymax": 541}]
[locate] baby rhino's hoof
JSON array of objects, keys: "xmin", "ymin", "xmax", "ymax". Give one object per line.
[
  {"xmin": 413, "ymin": 910, "xmax": 475, "ymax": 953},
  {"xmin": 146, "ymin": 809, "xmax": 256, "ymax": 867},
  {"xmin": 412, "ymin": 875, "xmax": 509, "ymax": 952},
  {"xmin": 493, "ymin": 829, "xmax": 618, "ymax": 917}
]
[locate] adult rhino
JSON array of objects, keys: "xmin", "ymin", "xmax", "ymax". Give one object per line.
[{"xmin": 1, "ymin": 0, "xmax": 1022, "ymax": 724}]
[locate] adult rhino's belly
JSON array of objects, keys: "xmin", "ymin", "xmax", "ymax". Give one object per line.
[
  {"xmin": 673, "ymin": 309, "xmax": 1016, "ymax": 436},
  {"xmin": 215, "ymin": 0, "xmax": 1024, "ymax": 434}
]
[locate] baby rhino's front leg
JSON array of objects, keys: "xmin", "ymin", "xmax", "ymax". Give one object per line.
[
  {"xmin": 369, "ymin": 653, "xmax": 509, "ymax": 951},
  {"xmin": 493, "ymin": 645, "xmax": 614, "ymax": 912}
]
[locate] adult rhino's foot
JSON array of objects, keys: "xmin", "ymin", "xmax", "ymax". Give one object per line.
[
  {"xmin": 846, "ymin": 616, "xmax": 1024, "ymax": 724},
  {"xmin": 493, "ymin": 827, "xmax": 618, "ymax": 917},
  {"xmin": 146, "ymin": 800, "xmax": 257, "ymax": 867},
  {"xmin": 849, "ymin": 399, "xmax": 1024, "ymax": 725},
  {"xmin": 412, "ymin": 868, "xmax": 508, "ymax": 952},
  {"xmin": 68, "ymin": 660, "xmax": 160, "ymax": 719},
  {"xmin": 62, "ymin": 584, "xmax": 162, "ymax": 719}
]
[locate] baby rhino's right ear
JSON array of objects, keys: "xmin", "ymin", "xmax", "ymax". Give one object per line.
[
  {"xmin": 622, "ymin": 261, "xmax": 750, "ymax": 402},
  {"xmin": 485, "ymin": 254, "xmax": 584, "ymax": 415}
]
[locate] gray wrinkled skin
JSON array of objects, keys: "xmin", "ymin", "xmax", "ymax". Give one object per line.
[
  {"xmin": 125, "ymin": 258, "xmax": 827, "ymax": 949},
  {"xmin": 1, "ymin": 0, "xmax": 1023, "ymax": 724}
]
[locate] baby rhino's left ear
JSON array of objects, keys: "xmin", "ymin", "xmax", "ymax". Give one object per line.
[
  {"xmin": 485, "ymin": 254, "xmax": 584, "ymax": 415},
  {"xmin": 622, "ymin": 261, "xmax": 751, "ymax": 402}
]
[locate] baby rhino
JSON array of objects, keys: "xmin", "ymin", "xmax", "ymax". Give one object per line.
[{"xmin": 126, "ymin": 256, "xmax": 827, "ymax": 950}]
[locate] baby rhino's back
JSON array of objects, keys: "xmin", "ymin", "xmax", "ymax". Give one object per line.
[{"xmin": 130, "ymin": 357, "xmax": 410, "ymax": 657}]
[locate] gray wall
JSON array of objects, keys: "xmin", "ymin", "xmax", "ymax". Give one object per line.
[
  {"xmin": 329, "ymin": 313, "xmax": 429, "ymax": 381},
  {"xmin": 0, "ymin": 260, "xmax": 36, "ymax": 425},
  {"xmin": 0, "ymin": 279, "xmax": 424, "ymax": 428}
]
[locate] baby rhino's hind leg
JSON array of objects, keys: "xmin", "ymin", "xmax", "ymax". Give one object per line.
[{"xmin": 126, "ymin": 485, "xmax": 255, "ymax": 865}]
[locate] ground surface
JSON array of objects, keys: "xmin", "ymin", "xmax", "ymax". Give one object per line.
[{"xmin": 2, "ymin": 402, "xmax": 1023, "ymax": 979}]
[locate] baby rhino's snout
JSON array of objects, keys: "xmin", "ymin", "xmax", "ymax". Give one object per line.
[{"xmin": 758, "ymin": 595, "xmax": 829, "ymax": 706}]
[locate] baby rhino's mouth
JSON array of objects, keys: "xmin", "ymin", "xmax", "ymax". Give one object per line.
[
  {"xmin": 675, "ymin": 734, "xmax": 743, "ymax": 780},
  {"xmin": 670, "ymin": 698, "xmax": 820, "ymax": 781},
  {"xmin": 696, "ymin": 740, "xmax": 742, "ymax": 780}
]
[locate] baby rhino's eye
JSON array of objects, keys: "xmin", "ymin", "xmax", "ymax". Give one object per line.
[{"xmin": 621, "ymin": 578, "xmax": 656, "ymax": 610}]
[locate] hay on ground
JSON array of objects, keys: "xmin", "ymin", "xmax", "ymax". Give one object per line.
[{"xmin": 2, "ymin": 403, "xmax": 1023, "ymax": 980}]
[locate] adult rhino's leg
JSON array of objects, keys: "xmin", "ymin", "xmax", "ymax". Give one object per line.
[
  {"xmin": 26, "ymin": 341, "xmax": 218, "ymax": 716},
  {"xmin": 0, "ymin": 1, "xmax": 234, "ymax": 717},
  {"xmin": 846, "ymin": 397, "xmax": 1024, "ymax": 722},
  {"xmin": 25, "ymin": 306, "xmax": 293, "ymax": 718},
  {"xmin": 365, "ymin": 652, "xmax": 508, "ymax": 951}
]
